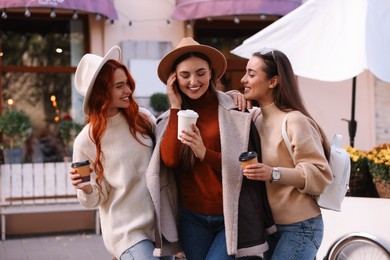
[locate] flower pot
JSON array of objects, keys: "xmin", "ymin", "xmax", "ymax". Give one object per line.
[
  {"xmin": 348, "ymin": 158, "xmax": 379, "ymax": 198},
  {"xmin": 373, "ymin": 179, "xmax": 390, "ymax": 199},
  {"xmin": 3, "ymin": 148, "xmax": 23, "ymax": 164}
]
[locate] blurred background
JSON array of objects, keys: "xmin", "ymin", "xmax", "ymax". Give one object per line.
[{"xmin": 0, "ymin": 1, "xmax": 389, "ymax": 258}]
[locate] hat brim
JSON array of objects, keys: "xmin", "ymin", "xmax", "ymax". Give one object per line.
[
  {"xmin": 82, "ymin": 46, "xmax": 121, "ymax": 115},
  {"xmin": 157, "ymin": 44, "xmax": 227, "ymax": 85}
]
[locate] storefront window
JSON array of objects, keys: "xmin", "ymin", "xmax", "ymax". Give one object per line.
[{"xmin": 0, "ymin": 17, "xmax": 85, "ymax": 163}]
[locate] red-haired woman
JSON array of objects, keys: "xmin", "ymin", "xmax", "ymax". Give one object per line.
[{"xmin": 69, "ymin": 46, "xmax": 173, "ymax": 260}]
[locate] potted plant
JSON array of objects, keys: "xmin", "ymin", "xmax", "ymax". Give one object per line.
[
  {"xmin": 344, "ymin": 146, "xmax": 378, "ymax": 198},
  {"xmin": 366, "ymin": 143, "xmax": 390, "ymax": 198},
  {"xmin": 150, "ymin": 92, "xmax": 169, "ymax": 117},
  {"xmin": 0, "ymin": 109, "xmax": 32, "ymax": 163}
]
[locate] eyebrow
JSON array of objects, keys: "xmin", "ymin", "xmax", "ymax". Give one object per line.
[
  {"xmin": 114, "ymin": 80, "xmax": 126, "ymax": 86},
  {"xmin": 179, "ymin": 68, "xmax": 208, "ymax": 74}
]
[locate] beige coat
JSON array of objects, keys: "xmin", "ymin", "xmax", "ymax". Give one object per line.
[{"xmin": 146, "ymin": 91, "xmax": 275, "ymax": 257}]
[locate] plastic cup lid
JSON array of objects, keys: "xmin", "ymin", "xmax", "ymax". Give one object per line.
[
  {"xmin": 239, "ymin": 151, "xmax": 258, "ymax": 162},
  {"xmin": 71, "ymin": 160, "xmax": 90, "ymax": 168},
  {"xmin": 177, "ymin": 109, "xmax": 199, "ymax": 118}
]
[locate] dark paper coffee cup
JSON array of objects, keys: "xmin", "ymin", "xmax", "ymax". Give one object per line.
[
  {"xmin": 239, "ymin": 151, "xmax": 258, "ymax": 169},
  {"xmin": 71, "ymin": 160, "xmax": 91, "ymax": 186}
]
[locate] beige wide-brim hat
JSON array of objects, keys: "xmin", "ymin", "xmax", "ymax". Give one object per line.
[
  {"xmin": 157, "ymin": 37, "xmax": 227, "ymax": 84},
  {"xmin": 75, "ymin": 46, "xmax": 121, "ymax": 115}
]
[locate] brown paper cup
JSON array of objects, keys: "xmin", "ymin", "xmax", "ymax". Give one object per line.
[
  {"xmin": 71, "ymin": 160, "xmax": 91, "ymax": 187},
  {"xmin": 239, "ymin": 151, "xmax": 258, "ymax": 170}
]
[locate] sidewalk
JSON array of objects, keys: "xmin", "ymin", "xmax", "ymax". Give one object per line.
[{"xmin": 0, "ymin": 233, "xmax": 112, "ymax": 260}]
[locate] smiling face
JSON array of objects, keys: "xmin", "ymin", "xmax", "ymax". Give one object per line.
[
  {"xmin": 175, "ymin": 56, "xmax": 212, "ymax": 100},
  {"xmin": 241, "ymin": 56, "xmax": 278, "ymax": 107},
  {"xmin": 107, "ymin": 67, "xmax": 132, "ymax": 116}
]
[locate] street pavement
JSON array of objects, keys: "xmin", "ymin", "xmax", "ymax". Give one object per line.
[{"xmin": 0, "ymin": 233, "xmax": 112, "ymax": 260}]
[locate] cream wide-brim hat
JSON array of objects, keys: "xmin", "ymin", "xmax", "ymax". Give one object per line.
[
  {"xmin": 157, "ymin": 37, "xmax": 227, "ymax": 84},
  {"xmin": 74, "ymin": 46, "xmax": 121, "ymax": 115}
]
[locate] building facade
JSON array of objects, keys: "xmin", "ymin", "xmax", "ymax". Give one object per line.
[{"xmin": 0, "ymin": 0, "xmax": 389, "ymax": 237}]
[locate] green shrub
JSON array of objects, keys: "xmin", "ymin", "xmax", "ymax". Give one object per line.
[
  {"xmin": 0, "ymin": 110, "xmax": 32, "ymax": 148},
  {"xmin": 150, "ymin": 93, "xmax": 169, "ymax": 114}
]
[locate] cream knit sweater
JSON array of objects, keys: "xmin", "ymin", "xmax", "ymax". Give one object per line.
[
  {"xmin": 73, "ymin": 109, "xmax": 156, "ymax": 259},
  {"xmin": 252, "ymin": 103, "xmax": 332, "ymax": 224}
]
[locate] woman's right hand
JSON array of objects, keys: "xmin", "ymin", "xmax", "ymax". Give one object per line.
[
  {"xmin": 243, "ymin": 162, "xmax": 273, "ymax": 181},
  {"xmin": 166, "ymin": 72, "xmax": 182, "ymax": 109},
  {"xmin": 180, "ymin": 124, "xmax": 206, "ymax": 161},
  {"xmin": 69, "ymin": 168, "xmax": 93, "ymax": 194}
]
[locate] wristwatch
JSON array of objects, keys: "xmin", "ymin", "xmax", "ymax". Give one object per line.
[{"xmin": 271, "ymin": 167, "xmax": 281, "ymax": 182}]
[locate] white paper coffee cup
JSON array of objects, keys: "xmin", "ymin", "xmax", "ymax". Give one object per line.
[{"xmin": 177, "ymin": 109, "xmax": 199, "ymax": 140}]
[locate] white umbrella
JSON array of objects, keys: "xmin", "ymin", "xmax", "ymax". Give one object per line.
[{"xmin": 231, "ymin": 0, "xmax": 390, "ymax": 146}]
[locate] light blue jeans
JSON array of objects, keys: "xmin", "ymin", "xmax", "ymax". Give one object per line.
[
  {"xmin": 263, "ymin": 214, "xmax": 324, "ymax": 260},
  {"xmin": 120, "ymin": 239, "xmax": 174, "ymax": 260},
  {"xmin": 180, "ymin": 209, "xmax": 235, "ymax": 260}
]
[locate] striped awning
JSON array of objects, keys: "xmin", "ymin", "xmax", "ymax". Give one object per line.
[
  {"xmin": 0, "ymin": 0, "xmax": 118, "ymax": 20},
  {"xmin": 172, "ymin": 0, "xmax": 302, "ymax": 20}
]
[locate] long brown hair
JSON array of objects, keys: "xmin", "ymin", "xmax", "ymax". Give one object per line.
[
  {"xmin": 86, "ymin": 59, "xmax": 155, "ymax": 190},
  {"xmin": 172, "ymin": 52, "xmax": 217, "ymax": 171},
  {"xmin": 253, "ymin": 50, "xmax": 330, "ymax": 160}
]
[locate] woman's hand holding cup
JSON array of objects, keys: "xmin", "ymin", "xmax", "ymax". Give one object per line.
[{"xmin": 70, "ymin": 160, "xmax": 93, "ymax": 194}]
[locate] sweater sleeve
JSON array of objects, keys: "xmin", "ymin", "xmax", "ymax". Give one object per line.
[
  {"xmin": 160, "ymin": 109, "xmax": 183, "ymax": 168},
  {"xmin": 203, "ymin": 149, "xmax": 222, "ymax": 172},
  {"xmin": 72, "ymin": 128, "xmax": 110, "ymax": 208},
  {"xmin": 77, "ymin": 179, "xmax": 110, "ymax": 208},
  {"xmin": 281, "ymin": 113, "xmax": 333, "ymax": 195}
]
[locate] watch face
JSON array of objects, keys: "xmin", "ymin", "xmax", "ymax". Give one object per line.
[{"xmin": 272, "ymin": 168, "xmax": 281, "ymax": 181}]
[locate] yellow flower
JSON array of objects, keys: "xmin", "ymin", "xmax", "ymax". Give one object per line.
[
  {"xmin": 366, "ymin": 143, "xmax": 390, "ymax": 181},
  {"xmin": 344, "ymin": 146, "xmax": 366, "ymax": 160},
  {"xmin": 344, "ymin": 146, "xmax": 368, "ymax": 174},
  {"xmin": 344, "ymin": 144, "xmax": 390, "ymax": 181}
]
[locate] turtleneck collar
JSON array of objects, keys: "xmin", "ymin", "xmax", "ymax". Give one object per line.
[{"xmin": 187, "ymin": 89, "xmax": 217, "ymax": 110}]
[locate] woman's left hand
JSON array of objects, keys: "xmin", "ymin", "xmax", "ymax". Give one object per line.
[
  {"xmin": 226, "ymin": 90, "xmax": 252, "ymax": 112},
  {"xmin": 179, "ymin": 124, "xmax": 206, "ymax": 161}
]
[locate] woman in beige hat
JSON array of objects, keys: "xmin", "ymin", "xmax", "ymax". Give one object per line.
[
  {"xmin": 69, "ymin": 46, "xmax": 174, "ymax": 259},
  {"xmin": 146, "ymin": 38, "xmax": 275, "ymax": 259}
]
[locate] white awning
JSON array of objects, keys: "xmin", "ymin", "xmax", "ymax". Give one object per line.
[{"xmin": 231, "ymin": 0, "xmax": 390, "ymax": 82}]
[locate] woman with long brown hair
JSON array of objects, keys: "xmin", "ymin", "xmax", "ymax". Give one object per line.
[
  {"xmin": 69, "ymin": 46, "xmax": 173, "ymax": 260},
  {"xmin": 146, "ymin": 38, "xmax": 276, "ymax": 259},
  {"xmin": 241, "ymin": 49, "xmax": 333, "ymax": 259}
]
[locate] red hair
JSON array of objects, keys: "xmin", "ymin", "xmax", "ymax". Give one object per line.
[{"xmin": 85, "ymin": 59, "xmax": 154, "ymax": 190}]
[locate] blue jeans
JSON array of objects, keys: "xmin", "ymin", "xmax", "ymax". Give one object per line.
[
  {"xmin": 263, "ymin": 214, "xmax": 324, "ymax": 260},
  {"xmin": 120, "ymin": 239, "xmax": 174, "ymax": 260},
  {"xmin": 180, "ymin": 209, "xmax": 235, "ymax": 260}
]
